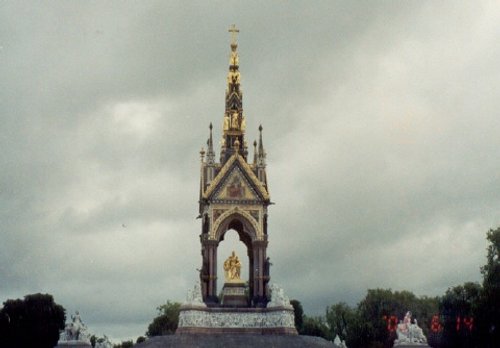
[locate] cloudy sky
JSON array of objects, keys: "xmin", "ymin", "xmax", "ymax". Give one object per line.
[{"xmin": 1, "ymin": 0, "xmax": 499, "ymax": 343}]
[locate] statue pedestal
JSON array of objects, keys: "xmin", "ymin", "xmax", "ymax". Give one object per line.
[
  {"xmin": 176, "ymin": 282, "xmax": 296, "ymax": 336},
  {"xmin": 55, "ymin": 342, "xmax": 91, "ymax": 348},
  {"xmin": 176, "ymin": 305, "xmax": 297, "ymax": 335},
  {"xmin": 221, "ymin": 281, "xmax": 247, "ymax": 307}
]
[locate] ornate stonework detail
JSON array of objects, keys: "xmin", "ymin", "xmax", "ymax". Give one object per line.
[
  {"xmin": 248, "ymin": 209, "xmax": 260, "ymax": 222},
  {"xmin": 211, "ymin": 207, "xmax": 262, "ymax": 240},
  {"xmin": 212, "ymin": 166, "xmax": 261, "ymax": 203},
  {"xmin": 178, "ymin": 308, "xmax": 295, "ymax": 329},
  {"xmin": 197, "ymin": 28, "xmax": 271, "ymax": 307},
  {"xmin": 202, "ymin": 154, "xmax": 269, "ymax": 201},
  {"xmin": 213, "ymin": 209, "xmax": 226, "ymax": 223},
  {"xmin": 223, "ymin": 286, "xmax": 246, "ymax": 296}
]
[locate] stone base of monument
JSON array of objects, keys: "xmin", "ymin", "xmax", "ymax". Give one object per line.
[
  {"xmin": 54, "ymin": 342, "xmax": 92, "ymax": 348},
  {"xmin": 176, "ymin": 305, "xmax": 298, "ymax": 335},
  {"xmin": 135, "ymin": 334, "xmax": 337, "ymax": 347},
  {"xmin": 220, "ymin": 281, "xmax": 247, "ymax": 307}
]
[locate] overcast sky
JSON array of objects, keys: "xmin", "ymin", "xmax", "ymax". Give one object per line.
[{"xmin": 1, "ymin": 1, "xmax": 499, "ymax": 343}]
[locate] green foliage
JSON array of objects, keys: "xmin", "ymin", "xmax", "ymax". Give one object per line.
[
  {"xmin": 476, "ymin": 227, "xmax": 500, "ymax": 348},
  {"xmin": 301, "ymin": 315, "xmax": 329, "ymax": 339},
  {"xmin": 325, "ymin": 302, "xmax": 356, "ymax": 342},
  {"xmin": 290, "ymin": 299, "xmax": 304, "ymax": 333},
  {"xmin": 482, "ymin": 227, "xmax": 500, "ymax": 288},
  {"xmin": 438, "ymin": 282, "xmax": 481, "ymax": 348},
  {"xmin": 289, "ymin": 227, "xmax": 500, "ymax": 348},
  {"xmin": 322, "ymin": 289, "xmax": 439, "ymax": 348},
  {"xmin": 113, "ymin": 340, "xmax": 133, "ymax": 348},
  {"xmin": 136, "ymin": 335, "xmax": 146, "ymax": 343},
  {"xmin": 146, "ymin": 300, "xmax": 181, "ymax": 336},
  {"xmin": 0, "ymin": 293, "xmax": 65, "ymax": 348}
]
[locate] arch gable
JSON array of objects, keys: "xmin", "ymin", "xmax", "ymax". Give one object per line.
[{"xmin": 211, "ymin": 207, "xmax": 262, "ymax": 242}]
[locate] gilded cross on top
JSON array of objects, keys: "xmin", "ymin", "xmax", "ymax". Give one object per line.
[{"xmin": 228, "ymin": 24, "xmax": 239, "ymax": 45}]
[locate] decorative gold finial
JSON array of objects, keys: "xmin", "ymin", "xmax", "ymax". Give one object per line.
[{"xmin": 228, "ymin": 24, "xmax": 239, "ymax": 46}]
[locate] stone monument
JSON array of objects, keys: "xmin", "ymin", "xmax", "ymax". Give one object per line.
[
  {"xmin": 393, "ymin": 311, "xmax": 430, "ymax": 347},
  {"xmin": 136, "ymin": 25, "xmax": 335, "ymax": 347},
  {"xmin": 55, "ymin": 311, "xmax": 91, "ymax": 348},
  {"xmin": 174, "ymin": 25, "xmax": 297, "ymax": 336}
]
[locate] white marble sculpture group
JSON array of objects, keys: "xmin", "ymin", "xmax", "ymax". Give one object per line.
[
  {"xmin": 183, "ymin": 281, "xmax": 207, "ymax": 307},
  {"xmin": 394, "ymin": 311, "xmax": 428, "ymax": 346},
  {"xmin": 58, "ymin": 310, "xmax": 91, "ymax": 345},
  {"xmin": 94, "ymin": 335, "xmax": 113, "ymax": 348},
  {"xmin": 267, "ymin": 283, "xmax": 293, "ymax": 309},
  {"xmin": 334, "ymin": 335, "xmax": 348, "ymax": 348}
]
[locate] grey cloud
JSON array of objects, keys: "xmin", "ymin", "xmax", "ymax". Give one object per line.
[{"xmin": 1, "ymin": 0, "xmax": 499, "ymax": 342}]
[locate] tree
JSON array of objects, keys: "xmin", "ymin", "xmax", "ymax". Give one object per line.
[
  {"xmin": 301, "ymin": 315, "xmax": 329, "ymax": 339},
  {"xmin": 0, "ymin": 293, "xmax": 65, "ymax": 348},
  {"xmin": 477, "ymin": 227, "xmax": 500, "ymax": 348},
  {"xmin": 290, "ymin": 299, "xmax": 304, "ymax": 333},
  {"xmin": 146, "ymin": 301, "xmax": 181, "ymax": 336},
  {"xmin": 438, "ymin": 282, "xmax": 481, "ymax": 348},
  {"xmin": 113, "ymin": 340, "xmax": 133, "ymax": 348},
  {"xmin": 352, "ymin": 288, "xmax": 438, "ymax": 348},
  {"xmin": 325, "ymin": 302, "xmax": 356, "ymax": 342}
]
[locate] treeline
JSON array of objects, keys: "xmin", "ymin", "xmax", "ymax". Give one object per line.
[
  {"xmin": 1, "ymin": 227, "xmax": 498, "ymax": 347},
  {"xmin": 291, "ymin": 227, "xmax": 499, "ymax": 348},
  {"xmin": 0, "ymin": 293, "xmax": 65, "ymax": 348}
]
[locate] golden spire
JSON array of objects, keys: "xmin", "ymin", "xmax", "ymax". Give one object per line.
[{"xmin": 221, "ymin": 25, "xmax": 246, "ymax": 162}]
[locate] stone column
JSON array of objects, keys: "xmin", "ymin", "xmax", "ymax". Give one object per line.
[
  {"xmin": 248, "ymin": 247, "xmax": 254, "ymax": 304},
  {"xmin": 202, "ymin": 240, "xmax": 219, "ymax": 305},
  {"xmin": 252, "ymin": 240, "xmax": 268, "ymax": 307}
]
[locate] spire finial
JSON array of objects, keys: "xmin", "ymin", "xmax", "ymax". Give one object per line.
[
  {"xmin": 253, "ymin": 140, "xmax": 257, "ymax": 164},
  {"xmin": 207, "ymin": 123, "xmax": 215, "ymax": 164},
  {"xmin": 200, "ymin": 147, "xmax": 205, "ymax": 161},
  {"xmin": 257, "ymin": 125, "xmax": 265, "ymax": 166},
  {"xmin": 229, "ymin": 24, "xmax": 239, "ymax": 47}
]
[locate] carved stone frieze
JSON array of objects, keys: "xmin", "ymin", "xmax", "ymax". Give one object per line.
[{"xmin": 178, "ymin": 308, "xmax": 295, "ymax": 329}]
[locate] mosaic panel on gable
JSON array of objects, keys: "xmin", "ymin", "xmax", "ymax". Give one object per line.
[{"xmin": 214, "ymin": 167, "xmax": 259, "ymax": 202}]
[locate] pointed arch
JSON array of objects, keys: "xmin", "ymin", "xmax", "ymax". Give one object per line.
[{"xmin": 211, "ymin": 207, "xmax": 262, "ymax": 242}]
